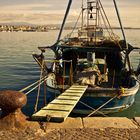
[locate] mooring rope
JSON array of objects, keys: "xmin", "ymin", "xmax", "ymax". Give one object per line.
[
  {"xmin": 20, "ymin": 56, "xmax": 48, "ymax": 96},
  {"xmin": 79, "ymin": 101, "xmax": 108, "ymax": 117},
  {"xmin": 87, "ymin": 94, "xmax": 118, "ymax": 117},
  {"xmin": 19, "ymin": 76, "xmax": 47, "ymax": 93},
  {"xmin": 24, "ymin": 79, "xmax": 47, "ymax": 95}
]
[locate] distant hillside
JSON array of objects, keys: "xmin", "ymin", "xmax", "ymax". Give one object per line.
[
  {"xmin": 0, "ymin": 22, "xmax": 37, "ymax": 26},
  {"xmin": 0, "ymin": 21, "xmax": 76, "ymax": 27},
  {"xmin": 0, "ymin": 22, "xmax": 140, "ymax": 29}
]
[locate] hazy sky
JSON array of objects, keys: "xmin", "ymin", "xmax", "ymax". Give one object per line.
[{"xmin": 0, "ymin": 0, "xmax": 139, "ymax": 27}]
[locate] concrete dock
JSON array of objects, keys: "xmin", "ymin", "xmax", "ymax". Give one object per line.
[
  {"xmin": 43, "ymin": 117, "xmax": 138, "ymax": 129},
  {"xmin": 1, "ymin": 117, "xmax": 140, "ymax": 140}
]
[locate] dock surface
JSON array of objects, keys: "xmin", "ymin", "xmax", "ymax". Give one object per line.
[
  {"xmin": 1, "ymin": 117, "xmax": 140, "ymax": 140},
  {"xmin": 32, "ymin": 85, "xmax": 87, "ymax": 122}
]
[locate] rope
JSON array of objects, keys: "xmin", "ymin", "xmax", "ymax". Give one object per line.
[
  {"xmin": 20, "ymin": 54, "xmax": 48, "ymax": 96},
  {"xmin": 87, "ymin": 94, "xmax": 118, "ymax": 117},
  {"xmin": 34, "ymin": 61, "xmax": 44, "ymax": 113},
  {"xmin": 69, "ymin": 10, "xmax": 82, "ymax": 38},
  {"xmin": 44, "ymin": 60, "xmax": 72, "ymax": 63},
  {"xmin": 24, "ymin": 78, "xmax": 47, "ymax": 95},
  {"xmin": 113, "ymin": 0, "xmax": 131, "ymax": 70},
  {"xmin": 43, "ymin": 62, "xmax": 47, "ymax": 105},
  {"xmin": 112, "ymin": 70, "xmax": 115, "ymax": 88},
  {"xmin": 70, "ymin": 60, "xmax": 73, "ymax": 85},
  {"xmin": 19, "ymin": 76, "xmax": 47, "ymax": 93},
  {"xmin": 99, "ymin": 9, "xmax": 114, "ymax": 41},
  {"xmin": 34, "ymin": 56, "xmax": 46, "ymax": 71},
  {"xmin": 98, "ymin": 0, "xmax": 122, "ymax": 49},
  {"xmin": 98, "ymin": 0, "xmax": 116, "ymax": 40},
  {"xmin": 79, "ymin": 101, "xmax": 108, "ymax": 117},
  {"xmin": 63, "ymin": 61, "xmax": 66, "ymax": 91}
]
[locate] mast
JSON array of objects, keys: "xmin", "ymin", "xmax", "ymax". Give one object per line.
[
  {"xmin": 56, "ymin": 0, "xmax": 72, "ymax": 44},
  {"xmin": 113, "ymin": 0, "xmax": 131, "ymax": 71},
  {"xmin": 50, "ymin": 0, "xmax": 73, "ymax": 56},
  {"xmin": 113, "ymin": 0, "xmax": 128, "ymax": 50},
  {"xmin": 81, "ymin": 0, "xmax": 84, "ymax": 28}
]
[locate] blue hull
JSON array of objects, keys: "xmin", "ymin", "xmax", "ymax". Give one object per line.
[
  {"xmin": 46, "ymin": 85, "xmax": 138, "ymax": 115},
  {"xmin": 73, "ymin": 95, "xmax": 135, "ymax": 115}
]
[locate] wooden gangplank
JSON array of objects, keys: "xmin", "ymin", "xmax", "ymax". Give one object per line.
[{"xmin": 32, "ymin": 85, "xmax": 87, "ymax": 122}]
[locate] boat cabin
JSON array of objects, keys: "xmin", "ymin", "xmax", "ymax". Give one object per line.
[{"xmin": 53, "ymin": 45, "xmax": 125, "ymax": 89}]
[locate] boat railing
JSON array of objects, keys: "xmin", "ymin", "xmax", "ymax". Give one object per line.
[
  {"xmin": 62, "ymin": 30, "xmax": 119, "ymax": 46},
  {"xmin": 64, "ymin": 31, "xmax": 78, "ymax": 39},
  {"xmin": 32, "ymin": 54, "xmax": 74, "ymax": 90},
  {"xmin": 43, "ymin": 59, "xmax": 73, "ymax": 91}
]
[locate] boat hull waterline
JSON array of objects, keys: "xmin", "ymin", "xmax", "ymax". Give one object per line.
[{"xmin": 45, "ymin": 77, "xmax": 139, "ymax": 115}]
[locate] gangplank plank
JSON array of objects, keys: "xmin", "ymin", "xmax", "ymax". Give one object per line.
[{"xmin": 32, "ymin": 85, "xmax": 87, "ymax": 122}]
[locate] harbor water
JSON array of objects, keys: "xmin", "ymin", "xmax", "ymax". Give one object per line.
[{"xmin": 0, "ymin": 30, "xmax": 140, "ymax": 118}]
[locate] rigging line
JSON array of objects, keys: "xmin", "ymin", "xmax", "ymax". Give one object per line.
[
  {"xmin": 56, "ymin": 0, "xmax": 72, "ymax": 44},
  {"xmin": 19, "ymin": 76, "xmax": 47, "ymax": 92},
  {"xmin": 81, "ymin": 0, "xmax": 84, "ymax": 28},
  {"xmin": 87, "ymin": 94, "xmax": 118, "ymax": 117},
  {"xmin": 100, "ymin": 10, "xmax": 115, "ymax": 41},
  {"xmin": 99, "ymin": 0, "xmax": 120, "ymax": 48},
  {"xmin": 34, "ymin": 57, "xmax": 47, "ymax": 72},
  {"xmin": 70, "ymin": 60, "xmax": 73, "ymax": 85},
  {"xmin": 113, "ymin": 0, "xmax": 128, "ymax": 49},
  {"xmin": 44, "ymin": 59, "xmax": 72, "ymax": 63},
  {"xmin": 99, "ymin": 8, "xmax": 122, "ymax": 49},
  {"xmin": 113, "ymin": 0, "xmax": 131, "ymax": 71},
  {"xmin": 99, "ymin": 9, "xmax": 113, "ymax": 41},
  {"xmin": 98, "ymin": 0, "xmax": 115, "ymax": 39},
  {"xmin": 97, "ymin": 0, "xmax": 101, "ymax": 27},
  {"xmin": 20, "ymin": 56, "xmax": 48, "ymax": 94},
  {"xmin": 34, "ymin": 63, "xmax": 44, "ymax": 113},
  {"xmin": 43, "ymin": 63, "xmax": 47, "ymax": 105},
  {"xmin": 99, "ymin": 0, "xmax": 121, "ymax": 49},
  {"xmin": 33, "ymin": 56, "xmax": 49, "ymax": 77},
  {"xmin": 79, "ymin": 101, "xmax": 108, "ymax": 117},
  {"xmin": 24, "ymin": 78, "xmax": 47, "ymax": 95},
  {"xmin": 99, "ymin": 8, "xmax": 111, "ymax": 37},
  {"xmin": 69, "ymin": 10, "xmax": 82, "ymax": 38}
]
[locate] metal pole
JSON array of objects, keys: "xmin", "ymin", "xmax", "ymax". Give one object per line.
[
  {"xmin": 113, "ymin": 0, "xmax": 128, "ymax": 49},
  {"xmin": 113, "ymin": 0, "xmax": 132, "ymax": 71},
  {"xmin": 81, "ymin": 0, "xmax": 84, "ymax": 28},
  {"xmin": 43, "ymin": 62, "xmax": 47, "ymax": 105},
  {"xmin": 56, "ymin": 0, "xmax": 72, "ymax": 44}
]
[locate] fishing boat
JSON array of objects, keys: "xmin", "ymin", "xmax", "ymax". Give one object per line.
[{"xmin": 33, "ymin": 0, "xmax": 140, "ymax": 115}]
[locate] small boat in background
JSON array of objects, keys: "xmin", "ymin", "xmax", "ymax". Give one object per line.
[{"xmin": 33, "ymin": 0, "xmax": 140, "ymax": 115}]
